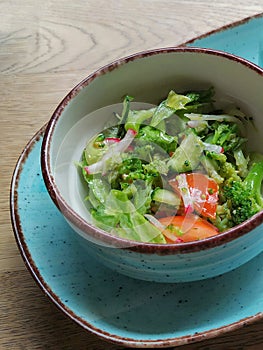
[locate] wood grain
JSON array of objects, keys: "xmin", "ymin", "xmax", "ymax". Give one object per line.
[{"xmin": 1, "ymin": 1, "xmax": 263, "ymax": 349}]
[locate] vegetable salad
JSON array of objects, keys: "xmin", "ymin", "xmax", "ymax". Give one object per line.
[{"xmin": 79, "ymin": 88, "xmax": 263, "ymax": 244}]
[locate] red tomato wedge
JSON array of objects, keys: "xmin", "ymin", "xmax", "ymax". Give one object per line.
[
  {"xmin": 169, "ymin": 173, "xmax": 218, "ymax": 219},
  {"xmin": 159, "ymin": 215, "xmax": 219, "ymax": 243}
]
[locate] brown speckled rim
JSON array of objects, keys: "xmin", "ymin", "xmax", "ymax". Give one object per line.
[
  {"xmin": 41, "ymin": 45, "xmax": 263, "ymax": 254},
  {"xmin": 10, "ymin": 126, "xmax": 263, "ymax": 347}
]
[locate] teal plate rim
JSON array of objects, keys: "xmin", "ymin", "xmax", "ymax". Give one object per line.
[
  {"xmin": 10, "ymin": 13, "xmax": 263, "ymax": 349},
  {"xmin": 182, "ymin": 12, "xmax": 263, "ymax": 47}
]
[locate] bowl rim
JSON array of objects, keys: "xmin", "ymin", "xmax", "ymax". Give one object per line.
[{"xmin": 41, "ymin": 46, "xmax": 263, "ymax": 254}]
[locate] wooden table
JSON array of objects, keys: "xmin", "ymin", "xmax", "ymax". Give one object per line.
[{"xmin": 1, "ymin": 1, "xmax": 263, "ymax": 349}]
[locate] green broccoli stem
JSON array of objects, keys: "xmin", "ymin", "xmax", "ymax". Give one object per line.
[{"xmin": 244, "ymin": 160, "xmax": 263, "ymax": 207}]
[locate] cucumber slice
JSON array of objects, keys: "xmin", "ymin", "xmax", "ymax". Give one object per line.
[{"xmin": 152, "ymin": 188, "xmax": 180, "ymax": 206}]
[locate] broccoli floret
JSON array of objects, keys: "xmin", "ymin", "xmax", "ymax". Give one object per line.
[
  {"xmin": 220, "ymin": 161, "xmax": 242, "ymax": 184},
  {"xmin": 223, "ymin": 181, "xmax": 258, "ymax": 226},
  {"xmin": 143, "ymin": 156, "xmax": 169, "ymax": 175},
  {"xmin": 220, "ymin": 160, "xmax": 263, "ymax": 227},
  {"xmin": 208, "ymin": 121, "xmax": 246, "ymax": 153},
  {"xmin": 212, "ymin": 203, "xmax": 232, "ymax": 232},
  {"xmin": 112, "ymin": 157, "xmax": 151, "ymax": 187},
  {"xmin": 201, "ymin": 151, "xmax": 241, "ymax": 185}
]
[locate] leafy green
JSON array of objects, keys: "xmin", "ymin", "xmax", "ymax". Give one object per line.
[
  {"xmin": 166, "ymin": 90, "xmax": 192, "ymax": 109},
  {"xmin": 91, "ymin": 189, "xmax": 166, "ymax": 243},
  {"xmin": 233, "ymin": 149, "xmax": 249, "ymax": 178},
  {"xmin": 84, "ymin": 134, "xmax": 108, "ymax": 165},
  {"xmin": 125, "ymin": 107, "xmax": 156, "ymax": 132},
  {"xmin": 150, "ymin": 90, "xmax": 191, "ymax": 128},
  {"xmin": 185, "ymin": 86, "xmax": 215, "ymax": 104},
  {"xmin": 117, "ymin": 95, "xmax": 134, "ymax": 138},
  {"xmin": 168, "ymin": 132, "xmax": 204, "ymax": 172},
  {"xmin": 91, "ymin": 205, "xmax": 120, "ymax": 232},
  {"xmin": 137, "ymin": 125, "xmax": 177, "ymax": 153}
]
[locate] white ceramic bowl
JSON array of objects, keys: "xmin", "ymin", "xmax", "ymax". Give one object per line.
[{"xmin": 41, "ymin": 47, "xmax": 263, "ymax": 282}]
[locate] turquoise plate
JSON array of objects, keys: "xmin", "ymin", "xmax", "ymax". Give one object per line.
[
  {"xmin": 185, "ymin": 12, "xmax": 263, "ymax": 67},
  {"xmin": 10, "ymin": 13, "xmax": 263, "ymax": 348}
]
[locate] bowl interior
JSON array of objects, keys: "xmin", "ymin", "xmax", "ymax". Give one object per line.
[{"xmin": 48, "ymin": 48, "xmax": 263, "ymax": 230}]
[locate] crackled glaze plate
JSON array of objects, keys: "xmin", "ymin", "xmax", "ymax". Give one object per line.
[
  {"xmin": 10, "ymin": 13, "xmax": 263, "ymax": 348},
  {"xmin": 185, "ymin": 13, "xmax": 263, "ymax": 67}
]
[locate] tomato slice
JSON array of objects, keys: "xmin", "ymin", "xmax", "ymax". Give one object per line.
[
  {"xmin": 169, "ymin": 173, "xmax": 218, "ymax": 219},
  {"xmin": 159, "ymin": 215, "xmax": 219, "ymax": 243}
]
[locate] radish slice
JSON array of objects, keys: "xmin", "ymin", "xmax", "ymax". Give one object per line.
[
  {"xmin": 203, "ymin": 142, "xmax": 224, "ymax": 154},
  {"xmin": 144, "ymin": 214, "xmax": 166, "ymax": 230},
  {"xmin": 105, "ymin": 137, "xmax": 121, "ymax": 145},
  {"xmin": 187, "ymin": 120, "xmax": 207, "ymax": 129},
  {"xmin": 176, "ymin": 174, "xmax": 194, "ymax": 214},
  {"xmin": 84, "ymin": 129, "xmax": 137, "ymax": 174}
]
